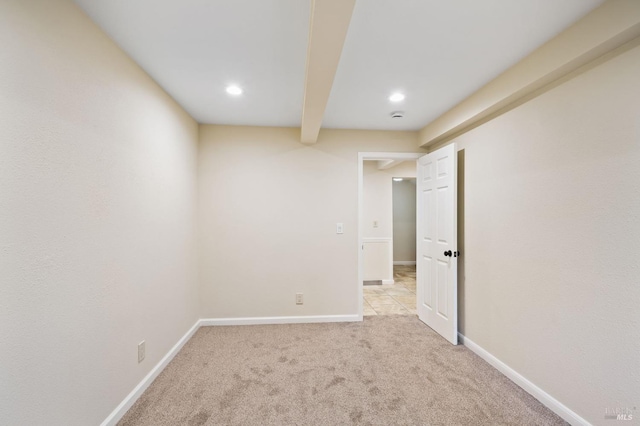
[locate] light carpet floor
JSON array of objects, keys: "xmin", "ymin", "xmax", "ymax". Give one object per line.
[{"xmin": 119, "ymin": 316, "xmax": 566, "ymax": 426}]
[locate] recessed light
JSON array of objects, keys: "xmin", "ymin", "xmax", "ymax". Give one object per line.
[
  {"xmin": 389, "ymin": 92, "xmax": 405, "ymax": 102},
  {"xmin": 393, "ymin": 177, "xmax": 403, "ymax": 182},
  {"xmin": 226, "ymin": 85, "xmax": 243, "ymax": 96}
]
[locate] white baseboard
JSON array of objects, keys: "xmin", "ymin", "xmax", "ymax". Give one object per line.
[
  {"xmin": 200, "ymin": 314, "xmax": 360, "ymax": 326},
  {"xmin": 101, "ymin": 320, "xmax": 201, "ymax": 426},
  {"xmin": 458, "ymin": 333, "xmax": 590, "ymax": 426},
  {"xmin": 101, "ymin": 314, "xmax": 359, "ymax": 425},
  {"xmin": 393, "ymin": 261, "xmax": 416, "ymax": 266},
  {"xmin": 381, "ymin": 279, "xmax": 395, "ymax": 285}
]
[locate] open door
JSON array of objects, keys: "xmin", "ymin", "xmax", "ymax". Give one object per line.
[{"xmin": 416, "ymin": 143, "xmax": 458, "ymax": 344}]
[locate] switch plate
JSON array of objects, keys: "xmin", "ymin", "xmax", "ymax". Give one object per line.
[
  {"xmin": 138, "ymin": 341, "xmax": 145, "ymax": 363},
  {"xmin": 296, "ymin": 293, "xmax": 303, "ymax": 305},
  {"xmin": 373, "ymin": 220, "xmax": 378, "ymax": 228},
  {"xmin": 336, "ymin": 223, "xmax": 344, "ymax": 234}
]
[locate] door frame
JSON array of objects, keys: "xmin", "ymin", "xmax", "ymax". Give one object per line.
[{"xmin": 357, "ymin": 152, "xmax": 425, "ymax": 319}]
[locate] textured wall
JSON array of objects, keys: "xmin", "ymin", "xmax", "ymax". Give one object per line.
[
  {"xmin": 198, "ymin": 126, "xmax": 422, "ymax": 318},
  {"xmin": 452, "ymin": 44, "xmax": 640, "ymax": 423},
  {"xmin": 0, "ymin": 1, "xmax": 199, "ymax": 424}
]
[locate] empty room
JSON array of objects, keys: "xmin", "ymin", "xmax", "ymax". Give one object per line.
[{"xmin": 2, "ymin": 0, "xmax": 639, "ymax": 425}]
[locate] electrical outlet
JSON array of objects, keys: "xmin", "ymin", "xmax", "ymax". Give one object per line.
[
  {"xmin": 138, "ymin": 341, "xmax": 145, "ymax": 363},
  {"xmin": 296, "ymin": 293, "xmax": 303, "ymax": 305}
]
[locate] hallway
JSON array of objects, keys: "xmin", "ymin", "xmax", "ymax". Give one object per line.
[{"xmin": 363, "ymin": 265, "xmax": 416, "ymax": 316}]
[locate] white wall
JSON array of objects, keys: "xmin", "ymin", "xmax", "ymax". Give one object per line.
[
  {"xmin": 198, "ymin": 126, "xmax": 422, "ymax": 318},
  {"xmin": 362, "ymin": 161, "xmax": 393, "ymax": 281},
  {"xmin": 362, "ymin": 161, "xmax": 417, "ymax": 279},
  {"xmin": 392, "ymin": 179, "xmax": 416, "ymax": 263},
  {"xmin": 362, "ymin": 161, "xmax": 417, "ymax": 240},
  {"xmin": 363, "ymin": 162, "xmax": 393, "ymax": 238},
  {"xmin": 450, "ymin": 44, "xmax": 640, "ymax": 424},
  {"xmin": 0, "ymin": 1, "xmax": 199, "ymax": 424}
]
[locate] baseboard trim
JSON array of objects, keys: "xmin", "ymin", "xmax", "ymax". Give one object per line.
[
  {"xmin": 393, "ymin": 261, "xmax": 416, "ymax": 266},
  {"xmin": 200, "ymin": 314, "xmax": 361, "ymax": 326},
  {"xmin": 100, "ymin": 320, "xmax": 201, "ymax": 426},
  {"xmin": 102, "ymin": 314, "xmax": 360, "ymax": 424},
  {"xmin": 458, "ymin": 333, "xmax": 590, "ymax": 426},
  {"xmin": 381, "ymin": 279, "xmax": 395, "ymax": 285}
]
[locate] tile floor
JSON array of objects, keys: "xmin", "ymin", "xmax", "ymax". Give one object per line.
[{"xmin": 363, "ymin": 265, "xmax": 416, "ymax": 316}]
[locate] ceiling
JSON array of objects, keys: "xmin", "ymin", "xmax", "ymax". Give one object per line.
[{"xmin": 73, "ymin": 0, "xmax": 604, "ymax": 131}]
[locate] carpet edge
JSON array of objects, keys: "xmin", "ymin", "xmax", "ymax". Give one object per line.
[
  {"xmin": 459, "ymin": 332, "xmax": 591, "ymax": 426},
  {"xmin": 100, "ymin": 319, "xmax": 201, "ymax": 426}
]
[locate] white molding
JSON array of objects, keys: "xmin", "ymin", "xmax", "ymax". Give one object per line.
[
  {"xmin": 377, "ymin": 159, "xmax": 404, "ymax": 170},
  {"xmin": 458, "ymin": 333, "xmax": 590, "ymax": 426},
  {"xmin": 358, "ymin": 152, "xmax": 425, "ymax": 162},
  {"xmin": 101, "ymin": 320, "xmax": 201, "ymax": 426},
  {"xmin": 200, "ymin": 314, "xmax": 360, "ymax": 327},
  {"xmin": 393, "ymin": 261, "xmax": 416, "ymax": 266},
  {"xmin": 381, "ymin": 279, "xmax": 395, "ymax": 285}
]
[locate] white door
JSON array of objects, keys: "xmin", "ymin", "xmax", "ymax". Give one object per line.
[{"xmin": 416, "ymin": 143, "xmax": 458, "ymax": 344}]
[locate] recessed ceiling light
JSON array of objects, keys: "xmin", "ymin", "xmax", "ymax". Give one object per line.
[
  {"xmin": 226, "ymin": 85, "xmax": 243, "ymax": 96},
  {"xmin": 393, "ymin": 177, "xmax": 403, "ymax": 182},
  {"xmin": 389, "ymin": 92, "xmax": 405, "ymax": 102}
]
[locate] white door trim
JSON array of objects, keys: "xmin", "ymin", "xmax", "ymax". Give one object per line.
[{"xmin": 357, "ymin": 152, "xmax": 424, "ymax": 318}]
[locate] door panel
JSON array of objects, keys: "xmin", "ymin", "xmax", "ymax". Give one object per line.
[{"xmin": 417, "ymin": 144, "xmax": 458, "ymax": 344}]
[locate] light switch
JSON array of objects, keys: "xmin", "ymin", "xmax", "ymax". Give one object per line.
[
  {"xmin": 373, "ymin": 220, "xmax": 378, "ymax": 228},
  {"xmin": 336, "ymin": 223, "xmax": 344, "ymax": 234}
]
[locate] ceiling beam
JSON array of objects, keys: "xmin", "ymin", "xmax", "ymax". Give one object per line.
[
  {"xmin": 419, "ymin": 0, "xmax": 640, "ymax": 149},
  {"xmin": 300, "ymin": 0, "xmax": 356, "ymax": 144},
  {"xmin": 377, "ymin": 159, "xmax": 404, "ymax": 170}
]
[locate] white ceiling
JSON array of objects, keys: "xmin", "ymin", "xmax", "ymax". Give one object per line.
[
  {"xmin": 73, "ymin": 0, "xmax": 310, "ymax": 127},
  {"xmin": 325, "ymin": 0, "xmax": 604, "ymax": 130},
  {"xmin": 73, "ymin": 0, "xmax": 604, "ymax": 131}
]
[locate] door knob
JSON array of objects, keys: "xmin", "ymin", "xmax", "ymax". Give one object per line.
[{"xmin": 444, "ymin": 250, "xmax": 452, "ymax": 257}]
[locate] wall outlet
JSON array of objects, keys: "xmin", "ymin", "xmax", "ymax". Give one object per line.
[
  {"xmin": 296, "ymin": 293, "xmax": 303, "ymax": 305},
  {"xmin": 138, "ymin": 341, "xmax": 145, "ymax": 363}
]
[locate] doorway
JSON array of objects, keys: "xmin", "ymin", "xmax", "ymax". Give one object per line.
[
  {"xmin": 357, "ymin": 152, "xmax": 423, "ymax": 318},
  {"xmin": 362, "ymin": 174, "xmax": 417, "ymax": 315},
  {"xmin": 390, "ymin": 176, "xmax": 417, "ymax": 304}
]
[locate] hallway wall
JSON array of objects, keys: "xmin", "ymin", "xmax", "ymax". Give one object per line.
[
  {"xmin": 362, "ymin": 161, "xmax": 416, "ymax": 281},
  {"xmin": 392, "ymin": 179, "xmax": 417, "ymax": 263}
]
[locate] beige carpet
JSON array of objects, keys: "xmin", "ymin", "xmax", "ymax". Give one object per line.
[{"xmin": 119, "ymin": 316, "xmax": 566, "ymax": 426}]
